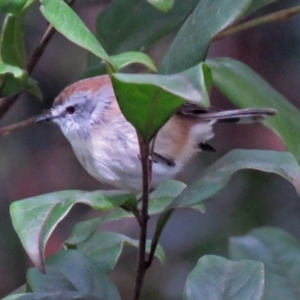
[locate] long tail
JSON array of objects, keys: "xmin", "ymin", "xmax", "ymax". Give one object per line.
[{"xmin": 196, "ymin": 108, "xmax": 276, "ymax": 124}]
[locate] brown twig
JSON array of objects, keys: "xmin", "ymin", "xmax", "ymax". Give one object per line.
[
  {"xmin": 26, "ymin": 25, "xmax": 56, "ymax": 74},
  {"xmin": 0, "ymin": 115, "xmax": 42, "ymax": 136},
  {"xmin": 133, "ymin": 134, "xmax": 151, "ymax": 300},
  {"xmin": 214, "ymin": 5, "xmax": 300, "ymax": 41}
]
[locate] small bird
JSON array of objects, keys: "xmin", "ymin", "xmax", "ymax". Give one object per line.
[{"xmin": 36, "ymin": 75, "xmax": 276, "ymax": 192}]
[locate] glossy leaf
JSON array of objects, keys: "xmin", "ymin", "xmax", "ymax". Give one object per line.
[
  {"xmin": 230, "ymin": 227, "xmax": 300, "ymax": 300},
  {"xmin": 160, "ymin": 0, "xmax": 252, "ymax": 74},
  {"xmin": 147, "ymin": 0, "xmax": 174, "ymax": 12},
  {"xmin": 77, "ymin": 231, "xmax": 165, "ymax": 273},
  {"xmin": 40, "ymin": 0, "xmax": 113, "ymax": 67},
  {"xmin": 0, "ymin": 0, "xmax": 27, "ymax": 15},
  {"xmin": 207, "ymin": 57, "xmax": 300, "ymax": 163},
  {"xmin": 184, "ymin": 255, "xmax": 264, "ymax": 300},
  {"xmin": 112, "ymin": 51, "xmax": 157, "ymax": 72},
  {"xmin": 66, "ymin": 207, "xmax": 133, "ymax": 245},
  {"xmin": 168, "ymin": 150, "xmax": 300, "ymax": 209},
  {"xmin": 10, "ymin": 190, "xmax": 136, "ymax": 271},
  {"xmin": 95, "ymin": 0, "xmax": 199, "ymax": 55},
  {"xmin": 27, "ymin": 250, "xmax": 120, "ymax": 300},
  {"xmin": 112, "ymin": 63, "xmax": 211, "ymax": 141}
]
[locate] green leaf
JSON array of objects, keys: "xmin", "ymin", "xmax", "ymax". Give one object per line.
[
  {"xmin": 0, "ymin": 64, "xmax": 28, "ymax": 96},
  {"xmin": 230, "ymin": 227, "xmax": 300, "ymax": 300},
  {"xmin": 0, "ymin": 0, "xmax": 27, "ymax": 15},
  {"xmin": 160, "ymin": 0, "xmax": 252, "ymax": 74},
  {"xmin": 27, "ymin": 250, "xmax": 120, "ymax": 300},
  {"xmin": 184, "ymin": 255, "xmax": 264, "ymax": 300},
  {"xmin": 77, "ymin": 231, "xmax": 165, "ymax": 273},
  {"xmin": 112, "ymin": 63, "xmax": 210, "ymax": 141},
  {"xmin": 148, "ymin": 180, "xmax": 187, "ymax": 215},
  {"xmin": 95, "ymin": 0, "xmax": 199, "ymax": 55},
  {"xmin": 168, "ymin": 150, "xmax": 300, "ymax": 209},
  {"xmin": 0, "ymin": 14, "xmax": 26, "ymax": 67},
  {"xmin": 26, "ymin": 77, "xmax": 43, "ymax": 100},
  {"xmin": 65, "ymin": 207, "xmax": 134, "ymax": 245},
  {"xmin": 2, "ymin": 294, "xmax": 27, "ymax": 300},
  {"xmin": 147, "ymin": 0, "xmax": 174, "ymax": 12},
  {"xmin": 244, "ymin": 0, "xmax": 280, "ymax": 16},
  {"xmin": 10, "ymin": 190, "xmax": 136, "ymax": 271},
  {"xmin": 0, "ymin": 14, "xmax": 28, "ymax": 96},
  {"xmin": 207, "ymin": 57, "xmax": 300, "ymax": 163},
  {"xmin": 40, "ymin": 0, "xmax": 113, "ymax": 67},
  {"xmin": 111, "ymin": 51, "xmax": 157, "ymax": 72}
]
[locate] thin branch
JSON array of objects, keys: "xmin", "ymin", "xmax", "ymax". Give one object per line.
[
  {"xmin": 26, "ymin": 24, "xmax": 56, "ymax": 74},
  {"xmin": 133, "ymin": 134, "xmax": 151, "ymax": 300},
  {"xmin": 0, "ymin": 115, "xmax": 40, "ymax": 136},
  {"xmin": 146, "ymin": 209, "xmax": 173, "ymax": 269},
  {"xmin": 214, "ymin": 5, "xmax": 300, "ymax": 41}
]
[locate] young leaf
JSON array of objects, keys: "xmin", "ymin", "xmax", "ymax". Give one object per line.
[
  {"xmin": 207, "ymin": 57, "xmax": 300, "ymax": 163},
  {"xmin": 40, "ymin": 0, "xmax": 113, "ymax": 67},
  {"xmin": 95, "ymin": 0, "xmax": 199, "ymax": 55},
  {"xmin": 160, "ymin": 0, "xmax": 252, "ymax": 74},
  {"xmin": 147, "ymin": 0, "xmax": 174, "ymax": 12},
  {"xmin": 27, "ymin": 250, "xmax": 120, "ymax": 300},
  {"xmin": 184, "ymin": 255, "xmax": 264, "ymax": 300},
  {"xmin": 230, "ymin": 227, "xmax": 300, "ymax": 300},
  {"xmin": 168, "ymin": 150, "xmax": 300, "ymax": 209},
  {"xmin": 65, "ymin": 207, "xmax": 134, "ymax": 245},
  {"xmin": 111, "ymin": 51, "xmax": 157, "ymax": 72},
  {"xmin": 112, "ymin": 63, "xmax": 211, "ymax": 141},
  {"xmin": 10, "ymin": 190, "xmax": 136, "ymax": 271},
  {"xmin": 77, "ymin": 231, "xmax": 165, "ymax": 273}
]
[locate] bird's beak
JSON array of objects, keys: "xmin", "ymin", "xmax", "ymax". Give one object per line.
[{"xmin": 35, "ymin": 111, "xmax": 58, "ymax": 123}]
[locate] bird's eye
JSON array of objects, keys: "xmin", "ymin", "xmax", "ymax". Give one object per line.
[{"xmin": 66, "ymin": 106, "xmax": 75, "ymax": 115}]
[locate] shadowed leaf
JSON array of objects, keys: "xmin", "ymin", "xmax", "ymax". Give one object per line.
[
  {"xmin": 168, "ymin": 150, "xmax": 300, "ymax": 209},
  {"xmin": 184, "ymin": 255, "xmax": 264, "ymax": 300},
  {"xmin": 160, "ymin": 0, "xmax": 252, "ymax": 74},
  {"xmin": 207, "ymin": 57, "xmax": 300, "ymax": 163},
  {"xmin": 230, "ymin": 227, "xmax": 300, "ymax": 300},
  {"xmin": 10, "ymin": 190, "xmax": 136, "ymax": 271}
]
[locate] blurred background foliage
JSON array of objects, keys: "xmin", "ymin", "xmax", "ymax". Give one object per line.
[{"xmin": 1, "ymin": 0, "xmax": 300, "ymax": 299}]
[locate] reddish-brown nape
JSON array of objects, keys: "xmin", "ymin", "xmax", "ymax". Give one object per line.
[{"xmin": 53, "ymin": 75, "xmax": 112, "ymax": 106}]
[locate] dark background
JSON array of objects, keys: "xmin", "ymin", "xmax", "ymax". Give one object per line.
[{"xmin": 0, "ymin": 1, "xmax": 299, "ymax": 299}]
